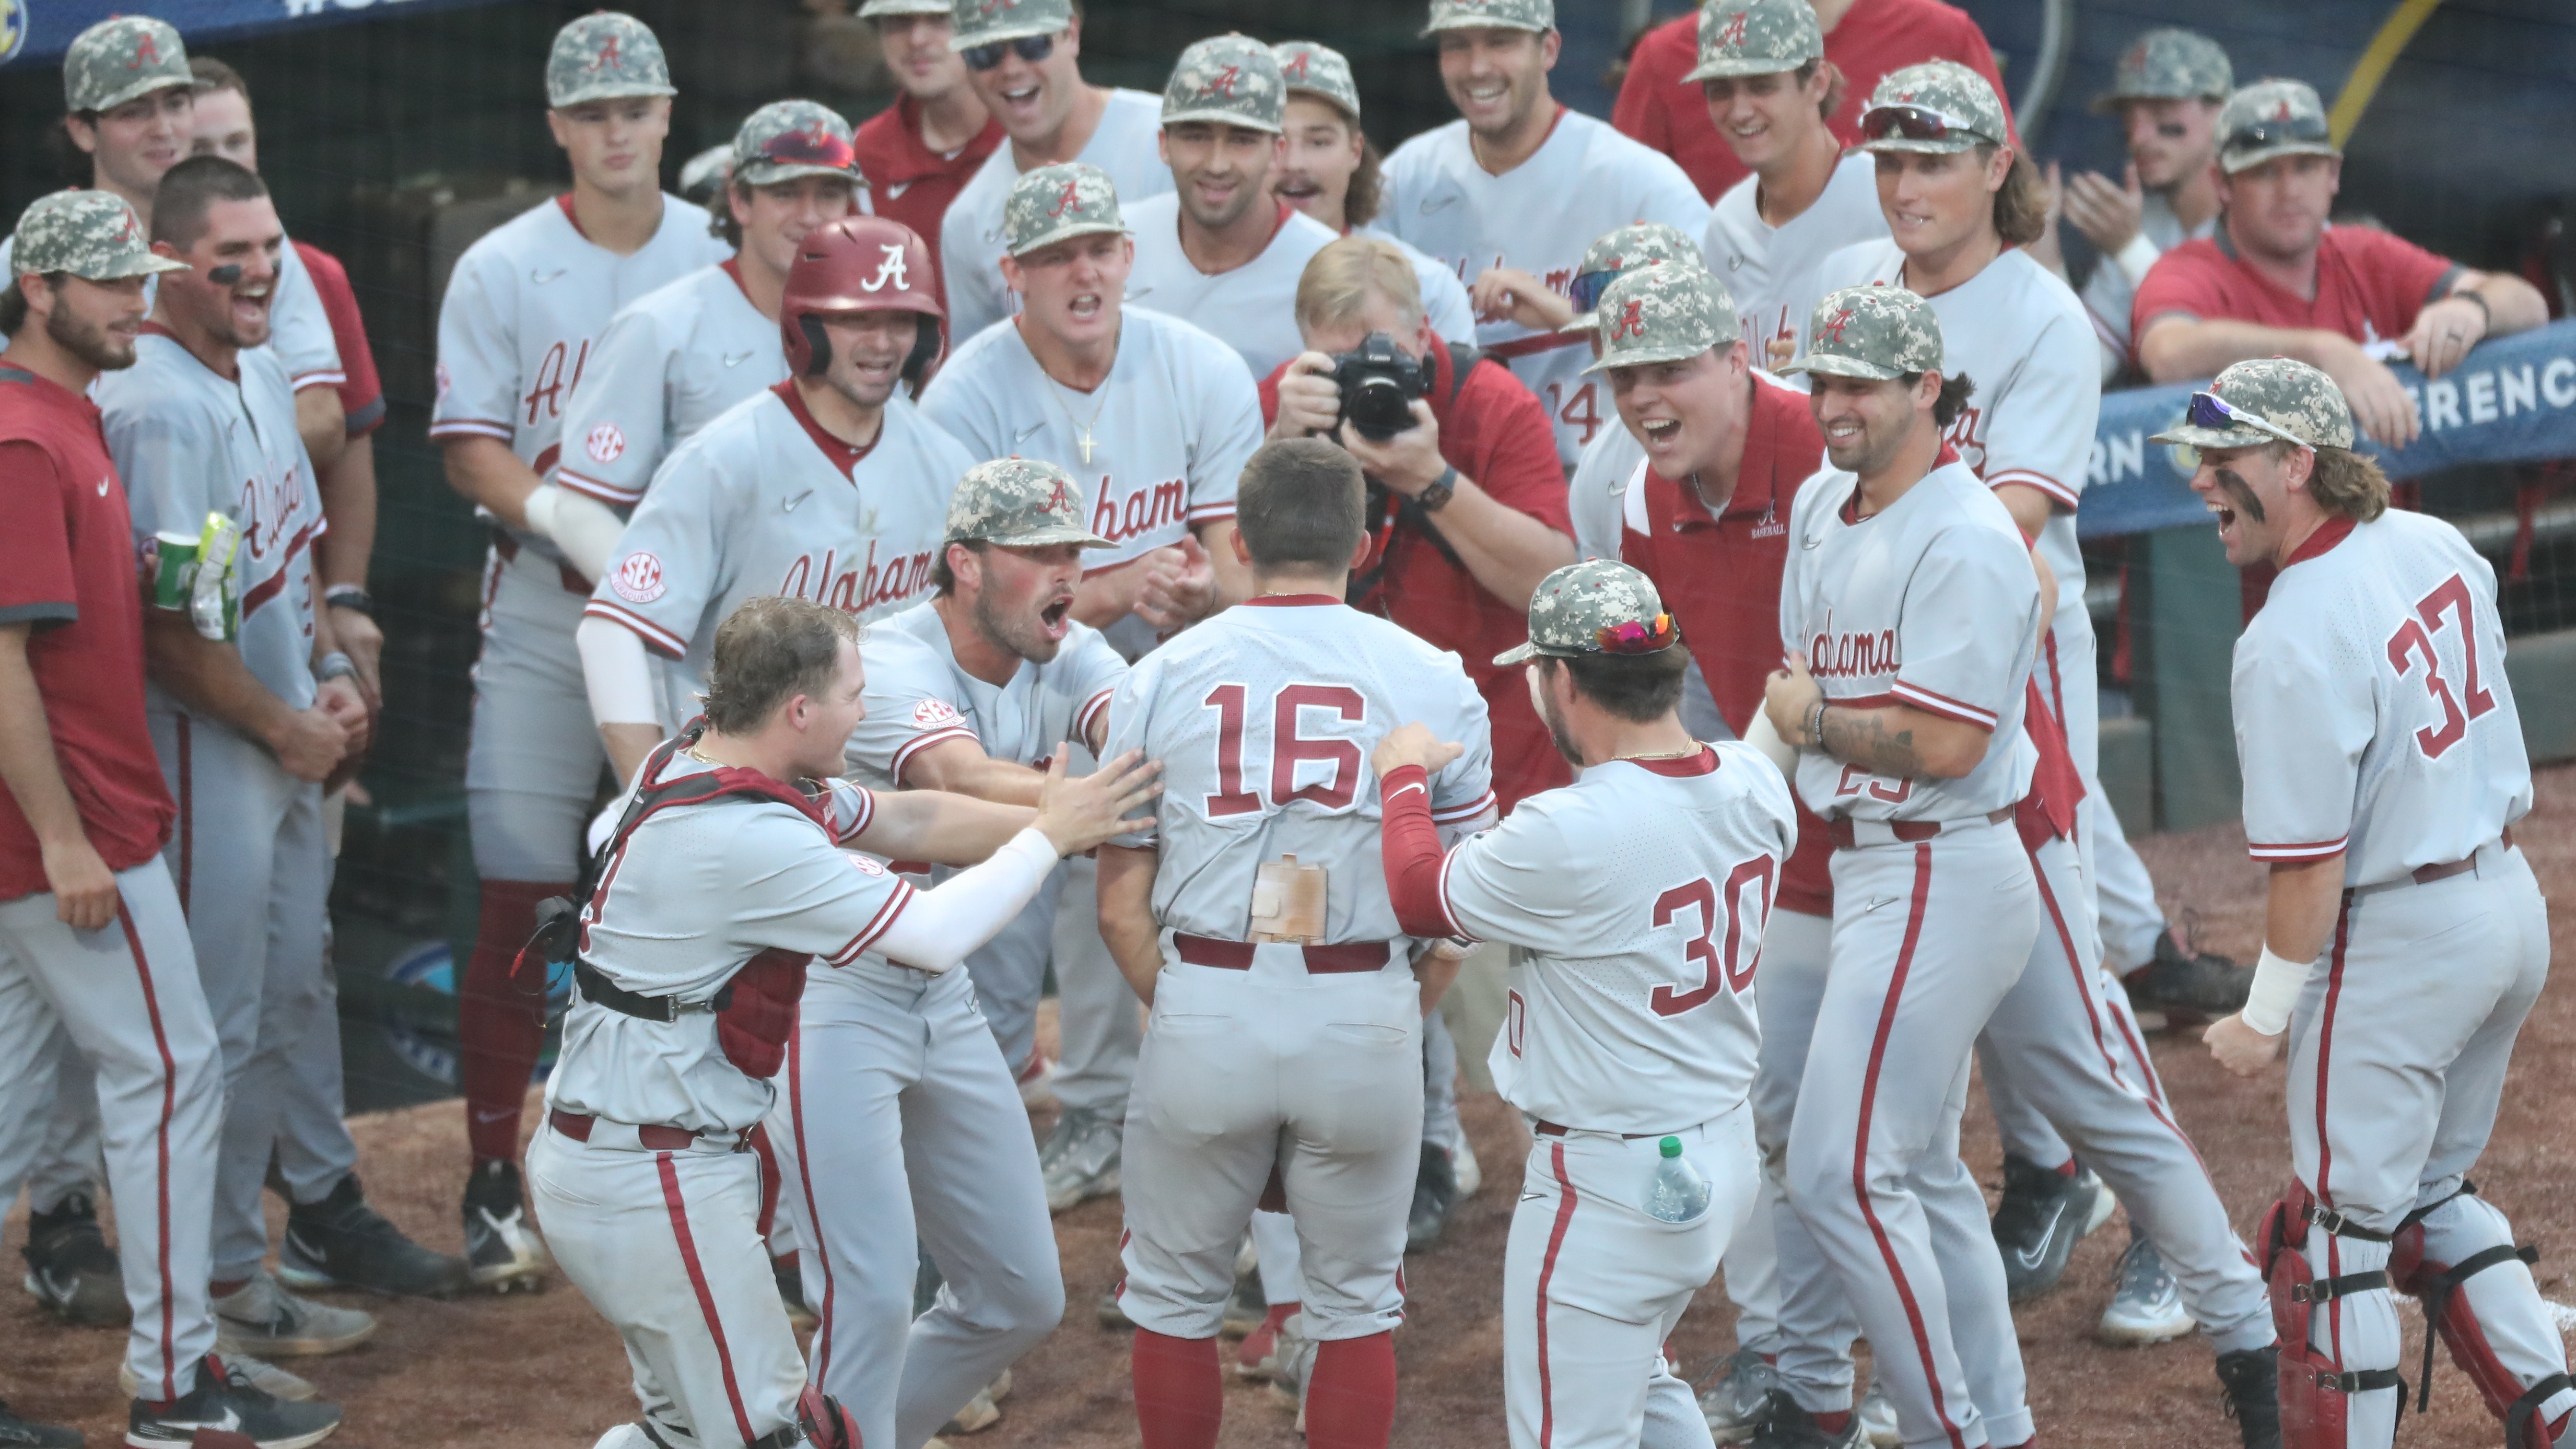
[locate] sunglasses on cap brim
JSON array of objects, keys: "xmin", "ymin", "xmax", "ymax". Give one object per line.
[
  {"xmin": 963, "ymin": 33, "xmax": 1055, "ymax": 71},
  {"xmin": 758, "ymin": 130, "xmax": 856, "ymax": 171},
  {"xmin": 1860, "ymin": 102, "xmax": 1992, "ymax": 146},
  {"xmin": 1594, "ymin": 613, "xmax": 1678, "ymax": 655},
  {"xmin": 2185, "ymin": 390, "xmax": 2307, "ymax": 447},
  {"xmin": 2223, "ymin": 111, "xmax": 2331, "ymax": 154},
  {"xmin": 1567, "ymin": 268, "xmax": 1620, "ymax": 315}
]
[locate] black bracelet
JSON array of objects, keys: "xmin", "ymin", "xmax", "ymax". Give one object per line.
[
  {"xmin": 324, "ymin": 585, "xmax": 373, "ymax": 616},
  {"xmin": 2451, "ymin": 288, "xmax": 2491, "ymax": 331}
]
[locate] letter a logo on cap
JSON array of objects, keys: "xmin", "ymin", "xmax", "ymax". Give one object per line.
[
  {"xmin": 1821, "ymin": 306, "xmax": 1856, "ymax": 343},
  {"xmin": 1609, "ymin": 298, "xmax": 1646, "ymax": 341},
  {"xmin": 1047, "ymin": 180, "xmax": 1082, "ymax": 216},
  {"xmin": 1717, "ymin": 10, "xmax": 1749, "ymax": 44},
  {"xmin": 592, "ymin": 34, "xmax": 623, "ymax": 71},
  {"xmin": 1044, "ymin": 477, "xmax": 1077, "ymax": 512},
  {"xmin": 1201, "ymin": 64, "xmax": 1240, "ymax": 97}
]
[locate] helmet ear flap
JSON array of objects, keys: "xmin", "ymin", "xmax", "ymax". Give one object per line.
[
  {"xmin": 900, "ymin": 314, "xmax": 943, "ymax": 396},
  {"xmin": 799, "ymin": 314, "xmax": 833, "ymax": 377}
]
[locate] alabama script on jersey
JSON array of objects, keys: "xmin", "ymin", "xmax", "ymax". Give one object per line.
[
  {"xmin": 844, "ymin": 600, "xmax": 1127, "ymax": 792},
  {"xmin": 583, "ymin": 383, "xmax": 972, "ymax": 721},
  {"xmin": 2233, "ymin": 510, "xmax": 2533, "ymax": 888},
  {"xmin": 556, "ymin": 260, "xmax": 787, "ymax": 506},
  {"xmin": 1378, "ymin": 109, "xmax": 1709, "ymax": 466},
  {"xmin": 430, "ymin": 193, "xmax": 729, "ymax": 559},
  {"xmin": 1706, "ymin": 153, "xmax": 1886, "ymax": 374},
  {"xmin": 1122, "ymin": 193, "xmax": 1342, "ymax": 381},
  {"xmin": 1777, "ymin": 459, "xmax": 2042, "ymax": 822},
  {"xmin": 1439, "ymin": 742, "xmax": 1794, "ymax": 1135},
  {"xmin": 1104, "ymin": 595, "xmax": 1495, "ymax": 948},
  {"xmin": 938, "ymin": 89, "xmax": 1175, "ymax": 345}
]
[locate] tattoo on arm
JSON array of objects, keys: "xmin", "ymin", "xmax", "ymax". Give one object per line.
[{"xmin": 1818, "ymin": 706, "xmax": 1923, "ymax": 778}]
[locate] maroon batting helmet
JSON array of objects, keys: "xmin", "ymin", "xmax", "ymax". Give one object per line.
[{"xmin": 780, "ymin": 216, "xmax": 944, "ymax": 393}]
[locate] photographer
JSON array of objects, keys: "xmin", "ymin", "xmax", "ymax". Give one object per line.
[{"xmin": 1261, "ymin": 235, "xmax": 1573, "ymax": 812}]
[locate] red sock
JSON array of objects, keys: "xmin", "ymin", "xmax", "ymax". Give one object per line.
[
  {"xmin": 1306, "ymin": 1331, "xmax": 1398, "ymax": 1449},
  {"xmin": 458, "ymin": 880, "xmax": 567, "ymax": 1163},
  {"xmin": 1813, "ymin": 1410, "xmax": 1853, "ymax": 1434},
  {"xmin": 1132, "ymin": 1329, "xmax": 1222, "ymax": 1449}
]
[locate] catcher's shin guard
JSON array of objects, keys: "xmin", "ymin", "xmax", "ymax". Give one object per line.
[
  {"xmin": 2261, "ymin": 1183, "xmax": 2405, "ymax": 1448},
  {"xmin": 2386, "ymin": 1183, "xmax": 2575, "ymax": 1447}
]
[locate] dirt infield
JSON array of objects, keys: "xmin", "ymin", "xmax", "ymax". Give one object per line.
[{"xmin": 11, "ymin": 766, "xmax": 2573, "ymax": 1448}]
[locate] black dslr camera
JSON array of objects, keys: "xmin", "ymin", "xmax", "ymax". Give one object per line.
[{"xmin": 1329, "ymin": 332, "xmax": 1430, "ymax": 441}]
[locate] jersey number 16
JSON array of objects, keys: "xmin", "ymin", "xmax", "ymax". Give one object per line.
[{"xmin": 1203, "ymin": 683, "xmax": 1368, "ymax": 816}]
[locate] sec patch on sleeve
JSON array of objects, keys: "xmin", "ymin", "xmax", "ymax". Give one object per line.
[
  {"xmin": 846, "ymin": 854, "xmax": 887, "ymax": 878},
  {"xmin": 912, "ymin": 698, "xmax": 964, "ymax": 730},
  {"xmin": 586, "ymin": 422, "xmax": 627, "ymax": 463},
  {"xmin": 610, "ymin": 552, "xmax": 667, "ymax": 604}
]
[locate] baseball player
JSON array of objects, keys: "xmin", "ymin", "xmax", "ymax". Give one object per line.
[
  {"xmin": 430, "ymin": 11, "xmax": 731, "ymax": 1290},
  {"xmin": 1689, "ymin": 0, "xmax": 1888, "ymax": 371},
  {"xmin": 1123, "ymin": 35, "xmax": 1343, "ymax": 380},
  {"xmin": 2181, "ymin": 360, "xmax": 2568, "ymax": 1449},
  {"xmin": 578, "ymin": 215, "xmax": 969, "ymax": 783},
  {"xmin": 1559, "ymin": 222, "xmax": 1714, "ymax": 567},
  {"xmin": 1811, "ymin": 62, "xmax": 2192, "ymax": 1316},
  {"xmin": 1757, "ymin": 285, "xmax": 2043, "ymax": 1449},
  {"xmin": 1378, "ymin": 0, "xmax": 1709, "ymax": 468},
  {"xmin": 766, "ymin": 460, "xmax": 1126, "ymax": 1449},
  {"xmin": 0, "ymin": 189, "xmax": 345, "ymax": 1449},
  {"xmin": 535, "ymin": 594, "xmax": 1157, "ymax": 1449},
  {"xmin": 938, "ymin": 0, "xmax": 1174, "ymax": 345},
  {"xmin": 555, "ymin": 99, "xmax": 862, "ymax": 517},
  {"xmin": 1380, "ymin": 559, "xmax": 1795, "ymax": 1449},
  {"xmin": 920, "ymin": 160, "xmax": 1258, "ymax": 1212},
  {"xmin": 1098, "ymin": 438, "xmax": 1495, "ymax": 1449},
  {"xmin": 1267, "ymin": 40, "xmax": 1476, "ymax": 348},
  {"xmin": 849, "ymin": 0, "xmax": 1003, "ymax": 304}
]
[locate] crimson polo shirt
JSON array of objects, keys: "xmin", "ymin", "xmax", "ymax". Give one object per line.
[
  {"xmin": 2133, "ymin": 220, "xmax": 2462, "ymax": 350},
  {"xmin": 294, "ymin": 241, "xmax": 386, "ymax": 438},
  {"xmin": 1612, "ymin": 0, "xmax": 2012, "ymax": 203},
  {"xmin": 1616, "ymin": 377, "xmax": 1834, "ymax": 914},
  {"xmin": 853, "ymin": 94, "xmax": 1006, "ymax": 309},
  {"xmin": 0, "ymin": 363, "xmax": 177, "ymax": 901}
]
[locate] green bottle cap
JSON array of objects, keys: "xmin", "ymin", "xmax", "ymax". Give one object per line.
[{"xmin": 1659, "ymin": 1136, "xmax": 1683, "ymax": 1158}]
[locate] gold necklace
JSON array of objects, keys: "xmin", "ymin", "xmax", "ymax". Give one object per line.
[
  {"xmin": 1043, "ymin": 371, "xmax": 1113, "ymax": 466},
  {"xmin": 1617, "ymin": 744, "xmax": 1702, "ymax": 762}
]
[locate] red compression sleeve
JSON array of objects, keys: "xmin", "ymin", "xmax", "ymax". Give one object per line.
[{"xmin": 1378, "ymin": 764, "xmax": 1457, "ymax": 939}]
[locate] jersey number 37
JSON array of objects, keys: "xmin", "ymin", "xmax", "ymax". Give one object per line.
[
  {"xmin": 1650, "ymin": 857, "xmax": 1776, "ymax": 1016},
  {"xmin": 2386, "ymin": 574, "xmax": 2496, "ymax": 760}
]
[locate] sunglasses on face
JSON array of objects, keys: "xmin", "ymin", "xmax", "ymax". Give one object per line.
[
  {"xmin": 1860, "ymin": 103, "xmax": 1991, "ymax": 146},
  {"xmin": 962, "ymin": 33, "xmax": 1055, "ymax": 72},
  {"xmin": 2223, "ymin": 112, "xmax": 2330, "ymax": 152},
  {"xmin": 2186, "ymin": 390, "xmax": 2305, "ymax": 447}
]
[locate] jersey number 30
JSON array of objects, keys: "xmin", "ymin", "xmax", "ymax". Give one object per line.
[
  {"xmin": 1203, "ymin": 683, "xmax": 1367, "ymax": 815},
  {"xmin": 1650, "ymin": 857, "xmax": 1775, "ymax": 1016},
  {"xmin": 2385, "ymin": 574, "xmax": 2496, "ymax": 759}
]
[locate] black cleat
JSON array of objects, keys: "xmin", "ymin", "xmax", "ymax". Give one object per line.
[
  {"xmin": 1405, "ymin": 1143, "xmax": 1459, "ymax": 1253},
  {"xmin": 21, "ymin": 1191, "xmax": 128, "ymax": 1327},
  {"xmin": 279, "ymin": 1174, "xmax": 471, "ymax": 1299},
  {"xmin": 461, "ymin": 1158, "xmax": 549, "ymax": 1292},
  {"xmin": 1747, "ymin": 1390, "xmax": 1867, "ymax": 1449},
  {"xmin": 127, "ymin": 1354, "xmax": 342, "ymax": 1448},
  {"xmin": 2215, "ymin": 1345, "xmax": 2282, "ymax": 1449},
  {"xmin": 1990, "ymin": 1154, "xmax": 2110, "ymax": 1302},
  {"xmin": 0, "ymin": 1397, "xmax": 81, "ymax": 1448}
]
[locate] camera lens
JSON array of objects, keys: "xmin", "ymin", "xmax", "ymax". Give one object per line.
[{"xmin": 1347, "ymin": 376, "xmax": 1413, "ymax": 441}]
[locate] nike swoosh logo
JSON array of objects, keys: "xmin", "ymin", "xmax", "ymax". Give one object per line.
[
  {"xmin": 1802, "ymin": 533, "xmax": 1824, "ymax": 549},
  {"xmin": 472, "ymin": 1107, "xmax": 517, "ymax": 1124},
  {"xmin": 155, "ymin": 1409, "xmax": 241, "ymax": 1434},
  {"xmin": 782, "ymin": 489, "xmax": 814, "ymax": 513},
  {"xmin": 1012, "ymin": 422, "xmax": 1046, "ymax": 444},
  {"xmin": 1519, "ymin": 1191, "xmax": 1544, "ymax": 1202},
  {"xmin": 96, "ymin": 475, "xmax": 111, "ymax": 496},
  {"xmin": 531, "ymin": 267, "xmax": 569, "ymax": 285},
  {"xmin": 1862, "ymin": 895, "xmax": 1899, "ymax": 914},
  {"xmin": 1419, "ymin": 194, "xmax": 1460, "ymax": 214},
  {"xmin": 722, "ymin": 350, "xmax": 756, "ymax": 367},
  {"xmin": 884, "ymin": 180, "xmax": 915, "ymax": 200},
  {"xmin": 1126, "ymin": 285, "xmax": 1153, "ymax": 301}
]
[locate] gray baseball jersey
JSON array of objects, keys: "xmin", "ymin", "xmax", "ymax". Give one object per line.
[
  {"xmin": 98, "ymin": 331, "xmax": 322, "ymax": 711},
  {"xmin": 1777, "ymin": 459, "xmax": 2042, "ymax": 822},
  {"xmin": 1567, "ymin": 417, "xmax": 1647, "ymax": 563},
  {"xmin": 1439, "ymin": 743, "xmax": 1795, "ymax": 1134},
  {"xmin": 2233, "ymin": 511, "xmax": 2531, "ymax": 887},
  {"xmin": 1378, "ymin": 110, "xmax": 1710, "ymax": 465},
  {"xmin": 0, "ymin": 228, "xmax": 337, "ymax": 392},
  {"xmin": 584, "ymin": 385, "xmax": 973, "ymax": 722},
  {"xmin": 1122, "ymin": 193, "xmax": 1342, "ymax": 380},
  {"xmin": 548, "ymin": 766, "xmax": 901, "ymax": 1134},
  {"xmin": 845, "ymin": 600, "xmax": 1127, "ymax": 790},
  {"xmin": 429, "ymin": 193, "xmax": 730, "ymax": 558},
  {"xmin": 1705, "ymin": 153, "xmax": 1887, "ymax": 372},
  {"xmin": 555, "ymin": 261, "xmax": 785, "ymax": 506},
  {"xmin": 938, "ymin": 89, "xmax": 1175, "ymax": 345},
  {"xmin": 1103, "ymin": 595, "xmax": 1495, "ymax": 945}
]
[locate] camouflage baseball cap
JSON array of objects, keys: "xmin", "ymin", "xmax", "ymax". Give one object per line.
[
  {"xmin": 1566, "ymin": 221, "xmax": 1706, "ymax": 333},
  {"xmin": 1163, "ymin": 34, "xmax": 1286, "ymax": 135},
  {"xmin": 547, "ymin": 13, "xmax": 676, "ymax": 109},
  {"xmin": 10, "ymin": 191, "xmax": 188, "ymax": 281},
  {"xmin": 1422, "ymin": 0, "xmax": 1555, "ymax": 39},
  {"xmin": 1858, "ymin": 61, "xmax": 2008, "ymax": 154},
  {"xmin": 1786, "ymin": 285, "xmax": 1943, "ymax": 381},
  {"xmin": 1582, "ymin": 265, "xmax": 1738, "ymax": 373},
  {"xmin": 946, "ymin": 458, "xmax": 1115, "ymax": 548},
  {"xmin": 1273, "ymin": 41, "xmax": 1362, "ymax": 121},
  {"xmin": 64, "ymin": 16, "xmax": 190, "ymax": 115},
  {"xmin": 1495, "ymin": 560, "xmax": 1678, "ymax": 665},
  {"xmin": 1684, "ymin": 0, "xmax": 1824, "ymax": 83},
  {"xmin": 2217, "ymin": 79, "xmax": 2337, "ymax": 174},
  {"xmin": 951, "ymin": 0, "xmax": 1073, "ymax": 49},
  {"xmin": 732, "ymin": 100, "xmax": 860, "ymax": 188},
  {"xmin": 2148, "ymin": 357, "xmax": 2356, "ymax": 452},
  {"xmin": 2091, "ymin": 28, "xmax": 2231, "ymax": 112},
  {"xmin": 857, "ymin": 0, "xmax": 953, "ymax": 16},
  {"xmin": 1003, "ymin": 162, "xmax": 1128, "ymax": 257}
]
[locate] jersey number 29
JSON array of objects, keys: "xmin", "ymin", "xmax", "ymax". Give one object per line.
[
  {"xmin": 2385, "ymin": 574, "xmax": 2496, "ymax": 759},
  {"xmin": 1203, "ymin": 683, "xmax": 1367, "ymax": 815},
  {"xmin": 1650, "ymin": 857, "xmax": 1776, "ymax": 1016}
]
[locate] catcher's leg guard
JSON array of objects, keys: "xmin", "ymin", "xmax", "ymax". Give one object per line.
[
  {"xmin": 794, "ymin": 1386, "xmax": 860, "ymax": 1449},
  {"xmin": 2261, "ymin": 1183, "xmax": 2405, "ymax": 1449},
  {"xmin": 2387, "ymin": 1184, "xmax": 2576, "ymax": 1445}
]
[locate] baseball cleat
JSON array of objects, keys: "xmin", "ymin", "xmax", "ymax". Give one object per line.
[
  {"xmin": 1406, "ymin": 1143, "xmax": 1460, "ymax": 1253},
  {"xmin": 2098, "ymin": 1236, "xmax": 2194, "ymax": 1344},
  {"xmin": 1038, "ymin": 1107, "xmax": 1121, "ymax": 1214},
  {"xmin": 461, "ymin": 1158, "xmax": 551, "ymax": 1292},
  {"xmin": 1453, "ymin": 1134, "xmax": 1482, "ymax": 1198},
  {"xmin": 0, "ymin": 1398, "xmax": 80, "ymax": 1449},
  {"xmin": 2123, "ymin": 917, "xmax": 2252, "ymax": 1020},
  {"xmin": 2214, "ymin": 1344, "xmax": 2282, "ymax": 1449},
  {"xmin": 1699, "ymin": 1345, "xmax": 1783, "ymax": 1441},
  {"xmin": 1016, "ymin": 1052, "xmax": 1058, "ymax": 1109},
  {"xmin": 1855, "ymin": 1383, "xmax": 1900, "ymax": 1447},
  {"xmin": 941, "ymin": 1382, "xmax": 1002, "ymax": 1435},
  {"xmin": 1221, "ymin": 1264, "xmax": 1267, "ymax": 1337},
  {"xmin": 1236, "ymin": 1302, "xmax": 1297, "ymax": 1380},
  {"xmin": 280, "ymin": 1174, "xmax": 471, "ymax": 1299},
  {"xmin": 124, "ymin": 1351, "xmax": 316, "ymax": 1403},
  {"xmin": 126, "ymin": 1354, "xmax": 343, "ymax": 1448},
  {"xmin": 1990, "ymin": 1155, "xmax": 2111, "ymax": 1302},
  {"xmin": 1264, "ymin": 1311, "xmax": 1317, "ymax": 1429},
  {"xmin": 1746, "ymin": 1390, "xmax": 1866, "ymax": 1449},
  {"xmin": 775, "ymin": 1254, "xmax": 817, "ymax": 1330},
  {"xmin": 1095, "ymin": 1288, "xmax": 1134, "ymax": 1329},
  {"xmin": 213, "ymin": 1272, "xmax": 376, "ymax": 1358},
  {"xmin": 21, "ymin": 1190, "xmax": 130, "ymax": 1326}
]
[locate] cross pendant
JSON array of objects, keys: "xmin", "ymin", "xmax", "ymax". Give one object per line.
[{"xmin": 1077, "ymin": 429, "xmax": 1095, "ymax": 466}]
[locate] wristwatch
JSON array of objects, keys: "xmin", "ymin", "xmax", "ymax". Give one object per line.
[{"xmin": 1417, "ymin": 465, "xmax": 1458, "ymax": 513}]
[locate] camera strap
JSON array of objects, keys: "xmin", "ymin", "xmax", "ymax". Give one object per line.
[{"xmin": 1350, "ymin": 343, "xmax": 1485, "ymax": 602}]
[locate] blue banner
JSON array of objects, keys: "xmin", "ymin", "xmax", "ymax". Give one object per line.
[
  {"xmin": 2081, "ymin": 320, "xmax": 2576, "ymax": 539},
  {"xmin": 0, "ymin": 0, "xmax": 504, "ymax": 68}
]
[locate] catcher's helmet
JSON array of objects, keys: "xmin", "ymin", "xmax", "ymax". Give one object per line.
[{"xmin": 780, "ymin": 216, "xmax": 944, "ymax": 392}]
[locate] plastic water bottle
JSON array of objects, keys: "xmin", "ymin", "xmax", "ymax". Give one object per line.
[{"xmin": 1644, "ymin": 1136, "xmax": 1712, "ymax": 1223}]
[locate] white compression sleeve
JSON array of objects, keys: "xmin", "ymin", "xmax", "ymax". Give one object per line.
[
  {"xmin": 869, "ymin": 828, "xmax": 1060, "ymax": 975},
  {"xmin": 576, "ymin": 613, "xmax": 662, "ymax": 728},
  {"xmin": 2239, "ymin": 944, "xmax": 2311, "ymax": 1035},
  {"xmin": 523, "ymin": 482, "xmax": 626, "ymax": 583},
  {"xmin": 1741, "ymin": 707, "xmax": 1800, "ymax": 779}
]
